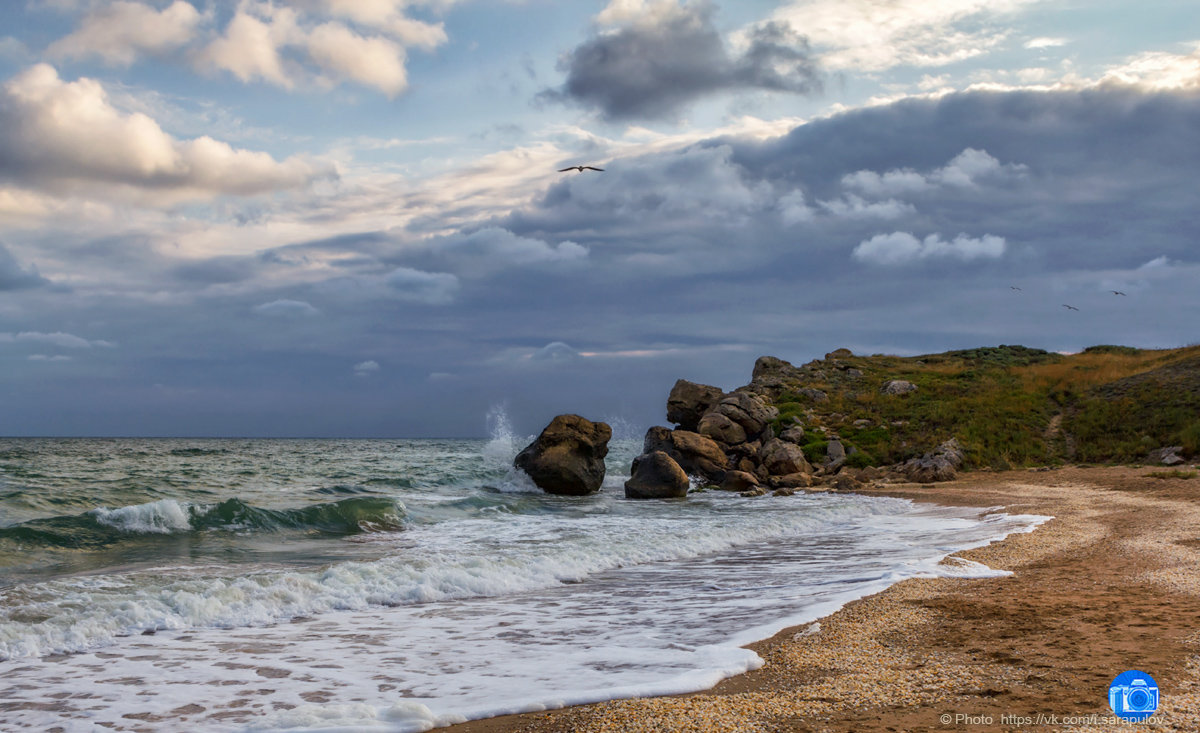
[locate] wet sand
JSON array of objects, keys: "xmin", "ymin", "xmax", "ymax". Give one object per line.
[{"xmin": 447, "ymin": 466, "xmax": 1200, "ymax": 732}]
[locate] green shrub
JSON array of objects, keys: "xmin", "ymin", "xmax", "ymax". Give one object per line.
[
  {"xmin": 802, "ymin": 440, "xmax": 828, "ymax": 465},
  {"xmin": 845, "ymin": 451, "xmax": 875, "ymax": 469}
]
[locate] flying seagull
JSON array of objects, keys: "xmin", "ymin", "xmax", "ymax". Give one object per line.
[
  {"xmin": 559, "ymin": 165, "xmax": 604, "ymax": 173},
  {"xmin": 1112, "ymin": 290, "xmax": 1127, "ymax": 296},
  {"xmin": 1062, "ymin": 304, "xmax": 1079, "ymax": 311},
  {"xmin": 1010, "ymin": 286, "xmax": 1022, "ymax": 291}
]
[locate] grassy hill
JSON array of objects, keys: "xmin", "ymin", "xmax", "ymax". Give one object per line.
[{"xmin": 748, "ymin": 344, "xmax": 1200, "ymax": 470}]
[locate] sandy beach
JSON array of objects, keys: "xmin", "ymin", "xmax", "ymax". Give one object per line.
[{"xmin": 448, "ymin": 466, "xmax": 1200, "ymax": 733}]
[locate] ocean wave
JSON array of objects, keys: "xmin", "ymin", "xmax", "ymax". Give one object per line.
[
  {"xmin": 0, "ymin": 496, "xmax": 407, "ymax": 548},
  {"xmin": 0, "ymin": 494, "xmax": 1039, "ymax": 660}
]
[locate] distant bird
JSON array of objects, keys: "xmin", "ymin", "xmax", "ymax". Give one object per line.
[
  {"xmin": 1010, "ymin": 286, "xmax": 1022, "ymax": 291},
  {"xmin": 1062, "ymin": 304, "xmax": 1079, "ymax": 311},
  {"xmin": 558, "ymin": 165, "xmax": 604, "ymax": 173},
  {"xmin": 1112, "ymin": 290, "xmax": 1127, "ymax": 296}
]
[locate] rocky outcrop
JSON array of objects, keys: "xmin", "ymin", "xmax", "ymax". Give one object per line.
[
  {"xmin": 903, "ymin": 438, "xmax": 964, "ymax": 483},
  {"xmin": 667, "ymin": 380, "xmax": 725, "ymax": 431},
  {"xmin": 514, "ymin": 414, "xmax": 611, "ymax": 495},
  {"xmin": 625, "ymin": 451, "xmax": 690, "ymax": 499},
  {"xmin": 881, "ymin": 379, "xmax": 918, "ymax": 395}
]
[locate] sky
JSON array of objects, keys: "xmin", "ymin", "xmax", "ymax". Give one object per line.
[{"xmin": 0, "ymin": 0, "xmax": 1198, "ymax": 438}]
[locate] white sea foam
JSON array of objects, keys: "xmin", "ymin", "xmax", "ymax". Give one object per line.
[
  {"xmin": 0, "ymin": 498, "xmax": 1049, "ymax": 733},
  {"xmin": 91, "ymin": 498, "xmax": 193, "ymax": 533}
]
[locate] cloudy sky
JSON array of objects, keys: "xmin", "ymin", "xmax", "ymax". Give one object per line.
[{"xmin": 1, "ymin": 0, "xmax": 1198, "ymax": 437}]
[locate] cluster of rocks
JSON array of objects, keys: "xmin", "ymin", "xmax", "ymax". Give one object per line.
[
  {"xmin": 511, "ymin": 353, "xmax": 962, "ymax": 498},
  {"xmin": 624, "ymin": 378, "xmax": 872, "ymax": 499}
]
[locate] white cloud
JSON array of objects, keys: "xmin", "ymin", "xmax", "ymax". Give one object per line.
[
  {"xmin": 315, "ymin": 0, "xmax": 448, "ymax": 49},
  {"xmin": 771, "ymin": 0, "xmax": 1039, "ymax": 72},
  {"xmin": 819, "ymin": 194, "xmax": 915, "ymax": 219},
  {"xmin": 441, "ymin": 228, "xmax": 588, "ymax": 271},
  {"xmin": 1100, "ymin": 43, "xmax": 1200, "ymax": 91},
  {"xmin": 353, "ymin": 359, "xmax": 380, "ymax": 376},
  {"xmin": 196, "ymin": 7, "xmax": 300, "ymax": 88},
  {"xmin": 252, "ymin": 299, "xmax": 320, "ymax": 317},
  {"xmin": 195, "ymin": 1, "xmax": 446, "ymax": 95},
  {"xmin": 0, "ymin": 331, "xmax": 116, "ymax": 348},
  {"xmin": 29, "ymin": 354, "xmax": 73, "ymax": 362},
  {"xmin": 1139, "ymin": 255, "xmax": 1171, "ymax": 271},
  {"xmin": 531, "ymin": 341, "xmax": 581, "ymax": 362},
  {"xmin": 384, "ymin": 266, "xmax": 460, "ymax": 304},
  {"xmin": 853, "ymin": 231, "xmax": 1006, "ymax": 265},
  {"xmin": 594, "ymin": 0, "xmax": 690, "ymax": 28},
  {"xmin": 842, "ymin": 148, "xmax": 1025, "ymax": 197},
  {"xmin": 1025, "ymin": 36, "xmax": 1067, "ymax": 49},
  {"xmin": 306, "ymin": 23, "xmax": 408, "ymax": 97},
  {"xmin": 48, "ymin": 1, "xmax": 203, "ymax": 66},
  {"xmin": 778, "ymin": 189, "xmax": 815, "ymax": 224},
  {"xmin": 0, "ymin": 64, "xmax": 325, "ymax": 202}
]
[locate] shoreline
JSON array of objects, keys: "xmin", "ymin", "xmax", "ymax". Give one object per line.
[{"xmin": 447, "ymin": 466, "xmax": 1200, "ymax": 732}]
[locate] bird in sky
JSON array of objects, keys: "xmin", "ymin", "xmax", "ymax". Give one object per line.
[
  {"xmin": 558, "ymin": 165, "xmax": 604, "ymax": 173},
  {"xmin": 1010, "ymin": 286, "xmax": 1022, "ymax": 291},
  {"xmin": 1063, "ymin": 304, "xmax": 1079, "ymax": 311},
  {"xmin": 1112, "ymin": 290, "xmax": 1127, "ymax": 296}
]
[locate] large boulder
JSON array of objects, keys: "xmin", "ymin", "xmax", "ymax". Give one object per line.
[
  {"xmin": 761, "ymin": 438, "xmax": 812, "ymax": 476},
  {"xmin": 667, "ymin": 380, "xmax": 725, "ymax": 431},
  {"xmin": 514, "ymin": 414, "xmax": 611, "ymax": 495},
  {"xmin": 625, "ymin": 451, "xmax": 690, "ymax": 499},
  {"xmin": 709, "ymin": 391, "xmax": 778, "ymax": 439},
  {"xmin": 1149, "ymin": 446, "xmax": 1185, "ymax": 466},
  {"xmin": 698, "ymin": 412, "xmax": 747, "ymax": 445}
]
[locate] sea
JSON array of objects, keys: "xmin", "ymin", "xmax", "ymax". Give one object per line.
[{"xmin": 0, "ymin": 417, "xmax": 1048, "ymax": 732}]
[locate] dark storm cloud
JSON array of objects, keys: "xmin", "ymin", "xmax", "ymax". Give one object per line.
[
  {"xmin": 9, "ymin": 85, "xmax": 1200, "ymax": 438},
  {"xmin": 0, "ymin": 242, "xmax": 49, "ymax": 290},
  {"xmin": 541, "ymin": 4, "xmax": 820, "ymax": 121}
]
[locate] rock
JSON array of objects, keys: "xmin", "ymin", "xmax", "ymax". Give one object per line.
[
  {"xmin": 752, "ymin": 355, "xmax": 793, "ymax": 381},
  {"xmin": 625, "ymin": 451, "xmax": 690, "ymax": 499},
  {"xmin": 773, "ymin": 488, "xmax": 795, "ymax": 497},
  {"xmin": 720, "ymin": 470, "xmax": 760, "ymax": 492},
  {"xmin": 825, "ymin": 439, "xmax": 846, "ymax": 469},
  {"xmin": 740, "ymin": 486, "xmax": 768, "ymax": 498},
  {"xmin": 1149, "ymin": 446, "xmax": 1185, "ymax": 466},
  {"xmin": 761, "ymin": 438, "xmax": 812, "ymax": 476},
  {"xmin": 709, "ymin": 392, "xmax": 777, "ymax": 439},
  {"xmin": 845, "ymin": 368, "xmax": 864, "ymax": 378},
  {"xmin": 796, "ymin": 388, "xmax": 829, "ymax": 403},
  {"xmin": 513, "ymin": 414, "xmax": 611, "ymax": 495},
  {"xmin": 772, "ymin": 472, "xmax": 815, "ymax": 489},
  {"xmin": 881, "ymin": 379, "xmax": 918, "ymax": 396},
  {"xmin": 698, "ymin": 412, "xmax": 747, "ymax": 445},
  {"xmin": 667, "ymin": 380, "xmax": 725, "ymax": 431},
  {"xmin": 779, "ymin": 425, "xmax": 806, "ymax": 444},
  {"xmin": 737, "ymin": 457, "xmax": 757, "ymax": 474},
  {"xmin": 671, "ymin": 430, "xmax": 729, "ymax": 477},
  {"xmin": 826, "ymin": 348, "xmax": 854, "ymax": 359},
  {"xmin": 903, "ymin": 438, "xmax": 965, "ymax": 483},
  {"xmin": 852, "ymin": 419, "xmax": 873, "ymax": 428},
  {"xmin": 829, "ymin": 474, "xmax": 863, "ymax": 491},
  {"xmin": 642, "ymin": 425, "xmax": 674, "ymax": 455}
]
